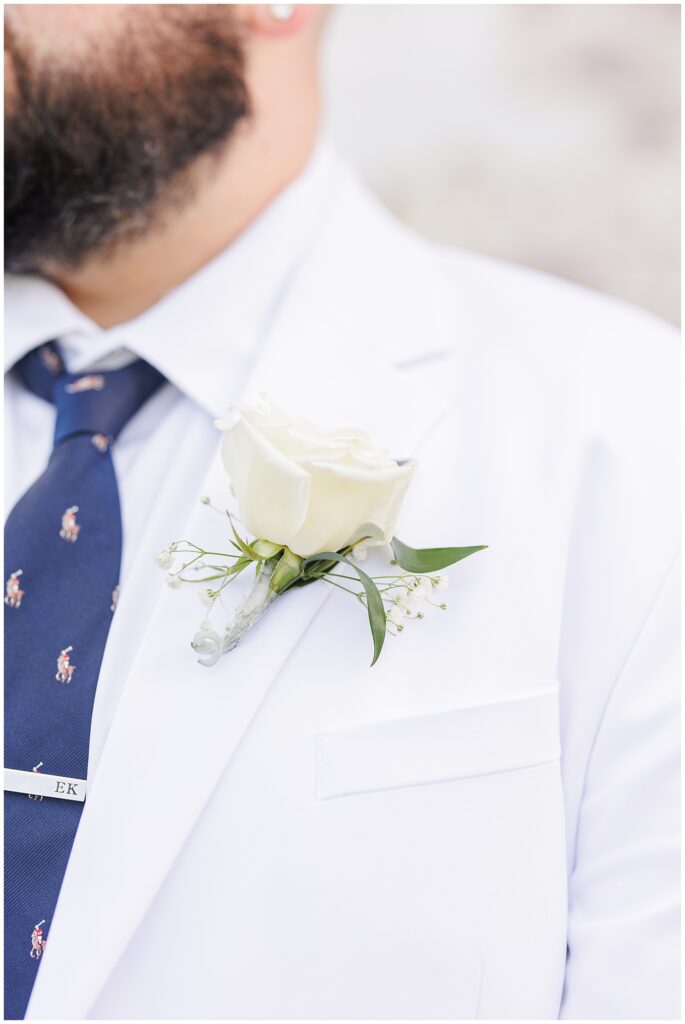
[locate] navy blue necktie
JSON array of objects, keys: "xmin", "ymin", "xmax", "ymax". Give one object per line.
[{"xmin": 4, "ymin": 343, "xmax": 165, "ymax": 1019}]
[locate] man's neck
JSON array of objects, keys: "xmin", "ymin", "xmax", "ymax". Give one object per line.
[{"xmin": 47, "ymin": 121, "xmax": 318, "ymax": 330}]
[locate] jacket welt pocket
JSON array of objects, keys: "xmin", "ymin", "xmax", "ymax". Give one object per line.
[{"xmin": 316, "ymin": 689, "xmax": 560, "ymax": 801}]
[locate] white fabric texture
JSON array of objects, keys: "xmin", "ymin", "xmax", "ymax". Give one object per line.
[{"xmin": 3, "ymin": 139, "xmax": 680, "ymax": 1020}]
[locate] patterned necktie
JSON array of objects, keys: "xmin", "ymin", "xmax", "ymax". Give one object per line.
[{"xmin": 4, "ymin": 343, "xmax": 165, "ymax": 1020}]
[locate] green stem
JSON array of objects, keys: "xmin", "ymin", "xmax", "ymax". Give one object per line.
[{"xmin": 324, "ymin": 578, "xmax": 362, "ymax": 598}]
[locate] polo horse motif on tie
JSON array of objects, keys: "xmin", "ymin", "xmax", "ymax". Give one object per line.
[
  {"xmin": 30, "ymin": 921, "xmax": 46, "ymax": 960},
  {"xmin": 4, "ymin": 569, "xmax": 25, "ymax": 608},
  {"xmin": 37, "ymin": 345, "xmax": 63, "ymax": 375},
  {"xmin": 28, "ymin": 762, "xmax": 44, "ymax": 802},
  {"xmin": 92, "ymin": 433, "xmax": 111, "ymax": 453},
  {"xmin": 55, "ymin": 646, "xmax": 75, "ymax": 684},
  {"xmin": 65, "ymin": 374, "xmax": 105, "ymax": 394},
  {"xmin": 5, "ymin": 345, "xmax": 165, "ymax": 1018},
  {"xmin": 59, "ymin": 506, "xmax": 80, "ymax": 542}
]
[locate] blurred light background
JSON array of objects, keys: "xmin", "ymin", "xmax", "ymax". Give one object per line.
[{"xmin": 322, "ymin": 4, "xmax": 680, "ymax": 325}]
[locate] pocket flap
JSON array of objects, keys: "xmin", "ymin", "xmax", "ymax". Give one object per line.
[{"xmin": 316, "ymin": 689, "xmax": 560, "ymax": 800}]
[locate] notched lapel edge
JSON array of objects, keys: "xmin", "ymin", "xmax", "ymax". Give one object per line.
[{"xmin": 27, "ymin": 297, "xmax": 457, "ymax": 1022}]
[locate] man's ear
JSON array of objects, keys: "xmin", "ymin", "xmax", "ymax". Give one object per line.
[{"xmin": 245, "ymin": 5, "xmax": 317, "ymax": 39}]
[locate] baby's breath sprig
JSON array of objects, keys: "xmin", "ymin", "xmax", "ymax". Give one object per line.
[
  {"xmin": 157, "ymin": 512, "xmax": 486, "ymax": 667},
  {"xmin": 324, "ymin": 567, "xmax": 450, "ymax": 638}
]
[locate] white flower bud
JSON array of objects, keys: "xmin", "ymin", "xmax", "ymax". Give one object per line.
[
  {"xmin": 199, "ymin": 588, "xmax": 216, "ymax": 607},
  {"xmin": 432, "ymin": 574, "xmax": 449, "ymax": 592},
  {"xmin": 154, "ymin": 549, "xmax": 173, "ymax": 570},
  {"xmin": 166, "ymin": 575, "xmax": 181, "ymax": 589},
  {"xmin": 386, "ymin": 606, "xmax": 404, "ymax": 627}
]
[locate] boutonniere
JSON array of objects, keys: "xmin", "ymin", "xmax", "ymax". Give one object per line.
[{"xmin": 156, "ymin": 395, "xmax": 486, "ymax": 666}]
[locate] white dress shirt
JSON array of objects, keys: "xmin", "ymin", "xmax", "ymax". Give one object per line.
[
  {"xmin": 4, "ymin": 139, "xmax": 343, "ymax": 537},
  {"xmin": 4, "ymin": 140, "xmax": 344, "ymax": 752}
]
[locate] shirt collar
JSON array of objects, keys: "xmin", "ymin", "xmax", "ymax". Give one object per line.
[{"xmin": 4, "ymin": 139, "xmax": 345, "ymax": 418}]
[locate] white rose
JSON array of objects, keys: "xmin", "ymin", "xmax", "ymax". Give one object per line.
[{"xmin": 217, "ymin": 395, "xmax": 414, "ymax": 558}]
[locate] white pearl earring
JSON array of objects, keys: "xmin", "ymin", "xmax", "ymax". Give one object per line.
[{"xmin": 270, "ymin": 4, "xmax": 295, "ymax": 22}]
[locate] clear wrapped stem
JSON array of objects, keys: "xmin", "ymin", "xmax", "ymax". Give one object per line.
[{"xmin": 221, "ymin": 557, "xmax": 279, "ymax": 654}]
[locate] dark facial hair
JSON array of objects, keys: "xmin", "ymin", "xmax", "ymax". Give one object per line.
[{"xmin": 4, "ymin": 5, "xmax": 250, "ymax": 272}]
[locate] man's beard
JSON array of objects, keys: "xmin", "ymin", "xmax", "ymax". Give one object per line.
[{"xmin": 4, "ymin": 6, "xmax": 250, "ymax": 273}]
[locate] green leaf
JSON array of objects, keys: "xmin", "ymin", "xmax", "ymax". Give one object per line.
[
  {"xmin": 252, "ymin": 539, "xmax": 284, "ymax": 560},
  {"xmin": 271, "ymin": 548, "xmax": 303, "ymax": 593},
  {"xmin": 391, "ymin": 537, "xmax": 487, "ymax": 574},
  {"xmin": 226, "ymin": 513, "xmax": 261, "ymax": 561},
  {"xmin": 302, "ymin": 551, "xmax": 387, "ymax": 667},
  {"xmin": 226, "ymin": 556, "xmax": 252, "ymax": 576}
]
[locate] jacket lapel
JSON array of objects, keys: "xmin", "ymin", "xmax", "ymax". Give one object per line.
[
  {"xmin": 26, "ymin": 434, "xmax": 335, "ymax": 1019},
  {"xmin": 26, "ymin": 201, "xmax": 458, "ymax": 1020}
]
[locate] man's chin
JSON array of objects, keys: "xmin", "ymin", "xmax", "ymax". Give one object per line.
[{"xmin": 3, "ymin": 4, "xmax": 250, "ymax": 272}]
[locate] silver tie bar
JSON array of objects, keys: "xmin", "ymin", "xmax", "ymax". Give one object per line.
[{"xmin": 4, "ymin": 768, "xmax": 87, "ymax": 802}]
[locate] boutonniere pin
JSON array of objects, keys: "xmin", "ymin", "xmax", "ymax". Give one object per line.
[{"xmin": 156, "ymin": 395, "xmax": 486, "ymax": 666}]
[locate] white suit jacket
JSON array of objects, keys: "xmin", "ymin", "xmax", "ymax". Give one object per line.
[{"xmin": 11, "ymin": 147, "xmax": 679, "ymax": 1020}]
